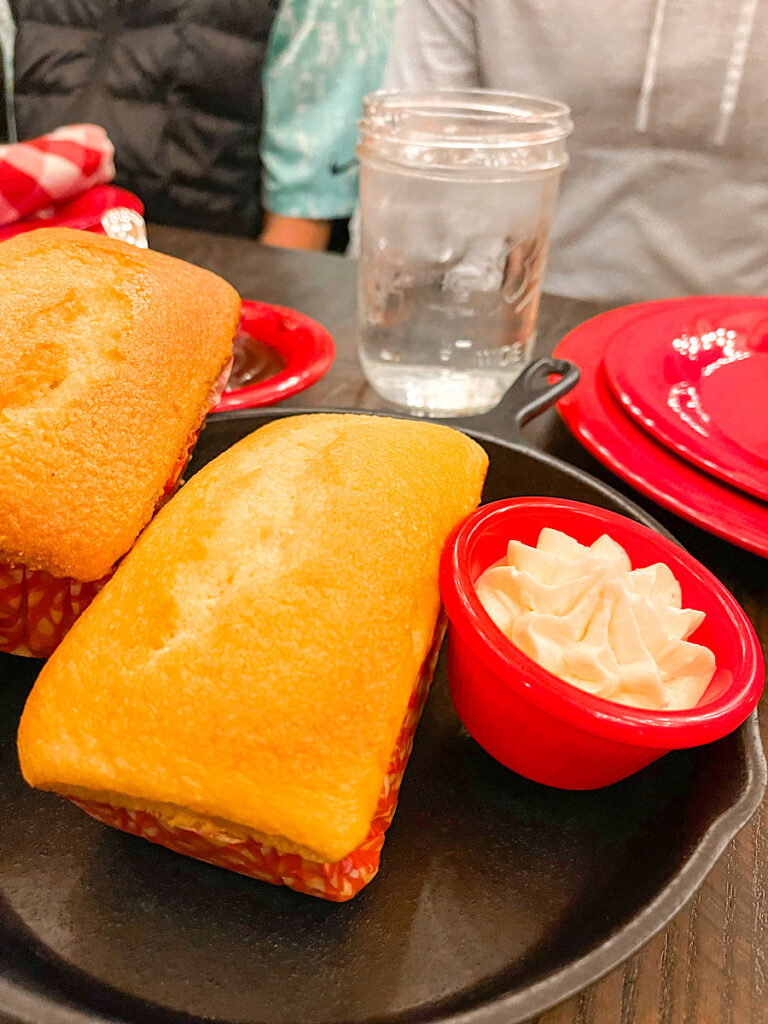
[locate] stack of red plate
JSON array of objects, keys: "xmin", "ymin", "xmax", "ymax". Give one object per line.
[{"xmin": 554, "ymin": 297, "xmax": 768, "ymax": 557}]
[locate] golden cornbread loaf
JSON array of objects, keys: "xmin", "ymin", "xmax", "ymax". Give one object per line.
[
  {"xmin": 0, "ymin": 227, "xmax": 240, "ymax": 581},
  {"xmin": 19, "ymin": 413, "xmax": 488, "ymax": 865}
]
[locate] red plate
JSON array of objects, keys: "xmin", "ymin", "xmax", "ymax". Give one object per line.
[
  {"xmin": 0, "ymin": 185, "xmax": 144, "ymax": 240},
  {"xmin": 554, "ymin": 303, "xmax": 768, "ymax": 559},
  {"xmin": 214, "ymin": 300, "xmax": 335, "ymax": 412},
  {"xmin": 602, "ymin": 297, "xmax": 768, "ymax": 500}
]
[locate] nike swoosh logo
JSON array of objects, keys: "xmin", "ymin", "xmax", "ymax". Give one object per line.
[{"xmin": 330, "ymin": 159, "xmax": 357, "ymax": 175}]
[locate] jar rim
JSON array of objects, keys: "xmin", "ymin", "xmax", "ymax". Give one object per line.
[{"xmin": 359, "ymin": 89, "xmax": 573, "ymax": 149}]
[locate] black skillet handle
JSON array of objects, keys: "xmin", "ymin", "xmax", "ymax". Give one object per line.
[{"xmin": 446, "ymin": 356, "xmax": 581, "ymax": 445}]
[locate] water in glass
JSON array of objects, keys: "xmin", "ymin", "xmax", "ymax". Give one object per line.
[{"xmin": 356, "ymin": 91, "xmax": 571, "ymax": 417}]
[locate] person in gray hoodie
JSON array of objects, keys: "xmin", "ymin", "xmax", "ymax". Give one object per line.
[{"xmin": 384, "ymin": 0, "xmax": 768, "ymax": 302}]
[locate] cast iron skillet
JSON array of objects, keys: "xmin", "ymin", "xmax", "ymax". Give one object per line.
[{"xmin": 0, "ymin": 359, "xmax": 764, "ymax": 1024}]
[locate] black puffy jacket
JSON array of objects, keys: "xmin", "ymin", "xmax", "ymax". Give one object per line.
[
  {"xmin": 10, "ymin": 0, "xmax": 277, "ymax": 235},
  {"xmin": 1, "ymin": 72, "xmax": 8, "ymax": 143}
]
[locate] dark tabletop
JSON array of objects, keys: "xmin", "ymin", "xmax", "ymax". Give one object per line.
[{"xmin": 148, "ymin": 224, "xmax": 768, "ymax": 1024}]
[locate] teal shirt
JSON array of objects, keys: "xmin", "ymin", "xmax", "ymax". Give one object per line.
[
  {"xmin": 0, "ymin": 0, "xmax": 396, "ymax": 218},
  {"xmin": 261, "ymin": 0, "xmax": 397, "ymax": 220}
]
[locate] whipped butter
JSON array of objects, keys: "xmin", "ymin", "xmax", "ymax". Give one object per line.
[{"xmin": 476, "ymin": 528, "xmax": 715, "ymax": 710}]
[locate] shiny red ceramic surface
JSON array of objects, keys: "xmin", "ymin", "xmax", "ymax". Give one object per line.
[
  {"xmin": 0, "ymin": 185, "xmax": 144, "ymax": 240},
  {"xmin": 602, "ymin": 297, "xmax": 768, "ymax": 500},
  {"xmin": 554, "ymin": 304, "xmax": 768, "ymax": 558},
  {"xmin": 214, "ymin": 301, "xmax": 335, "ymax": 412},
  {"xmin": 440, "ymin": 497, "xmax": 764, "ymax": 789}
]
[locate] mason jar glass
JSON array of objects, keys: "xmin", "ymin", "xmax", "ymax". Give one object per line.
[{"xmin": 356, "ymin": 90, "xmax": 572, "ymax": 417}]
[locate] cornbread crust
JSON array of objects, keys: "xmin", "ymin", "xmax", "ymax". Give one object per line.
[
  {"xmin": 0, "ymin": 228, "xmax": 240, "ymax": 580},
  {"xmin": 18, "ymin": 414, "xmax": 488, "ymax": 863}
]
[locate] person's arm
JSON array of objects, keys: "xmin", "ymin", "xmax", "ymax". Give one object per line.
[
  {"xmin": 260, "ymin": 212, "xmax": 330, "ymax": 251},
  {"xmin": 260, "ymin": 0, "xmax": 397, "ymax": 251},
  {"xmin": 384, "ymin": 0, "xmax": 480, "ymax": 91}
]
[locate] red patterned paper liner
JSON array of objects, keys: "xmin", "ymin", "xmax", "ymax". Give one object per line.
[
  {"xmin": 70, "ymin": 615, "xmax": 446, "ymax": 902},
  {"xmin": 0, "ymin": 568, "xmax": 110, "ymax": 658},
  {"xmin": 0, "ymin": 360, "xmax": 232, "ymax": 658}
]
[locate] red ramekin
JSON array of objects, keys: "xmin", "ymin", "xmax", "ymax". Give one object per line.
[{"xmin": 439, "ymin": 497, "xmax": 764, "ymax": 789}]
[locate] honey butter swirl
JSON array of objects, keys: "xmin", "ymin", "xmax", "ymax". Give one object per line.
[{"xmin": 476, "ymin": 528, "xmax": 715, "ymax": 710}]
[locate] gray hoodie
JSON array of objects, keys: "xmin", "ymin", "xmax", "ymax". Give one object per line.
[{"xmin": 385, "ymin": 0, "xmax": 768, "ymax": 302}]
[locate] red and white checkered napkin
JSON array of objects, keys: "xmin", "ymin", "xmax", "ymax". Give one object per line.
[{"xmin": 0, "ymin": 124, "xmax": 115, "ymax": 227}]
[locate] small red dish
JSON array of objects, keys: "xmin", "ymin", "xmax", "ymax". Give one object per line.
[
  {"xmin": 554, "ymin": 303, "xmax": 768, "ymax": 558},
  {"xmin": 440, "ymin": 497, "xmax": 764, "ymax": 790},
  {"xmin": 0, "ymin": 185, "xmax": 144, "ymax": 241},
  {"xmin": 214, "ymin": 300, "xmax": 335, "ymax": 412}
]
